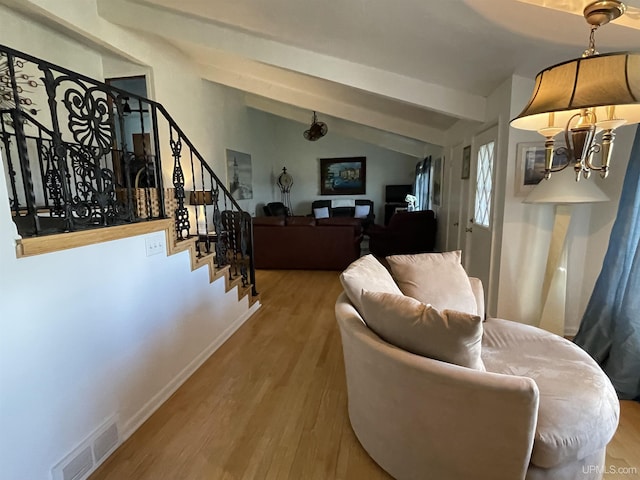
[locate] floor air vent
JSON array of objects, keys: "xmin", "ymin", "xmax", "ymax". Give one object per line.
[
  {"xmin": 60, "ymin": 446, "xmax": 92, "ymax": 480},
  {"xmin": 52, "ymin": 416, "xmax": 120, "ymax": 480},
  {"xmin": 93, "ymin": 422, "xmax": 119, "ymax": 464}
]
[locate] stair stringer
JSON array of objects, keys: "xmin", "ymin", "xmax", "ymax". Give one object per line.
[{"xmin": 160, "ymin": 220, "xmax": 260, "ymax": 306}]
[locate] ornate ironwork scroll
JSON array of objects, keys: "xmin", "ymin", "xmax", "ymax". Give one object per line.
[
  {"xmin": 67, "ymin": 144, "xmax": 127, "ymax": 225},
  {"xmin": 0, "ymin": 52, "xmax": 40, "ymax": 129},
  {"xmin": 0, "ymin": 129, "xmax": 20, "ymax": 214},
  {"xmin": 39, "ymin": 140, "xmax": 65, "ymax": 217},
  {"xmin": 211, "ymin": 186, "xmax": 227, "ymax": 267},
  {"xmin": 170, "ymin": 130, "xmax": 189, "ymax": 239},
  {"xmin": 63, "ymin": 87, "xmax": 113, "ymax": 156},
  {"xmin": 239, "ymin": 212, "xmax": 249, "ymax": 287}
]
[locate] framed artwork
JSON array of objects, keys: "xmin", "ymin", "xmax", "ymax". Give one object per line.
[
  {"xmin": 320, "ymin": 157, "xmax": 366, "ymax": 195},
  {"xmin": 515, "ymin": 142, "xmax": 568, "ymax": 196},
  {"xmin": 431, "ymin": 156, "xmax": 443, "ymax": 206},
  {"xmin": 461, "ymin": 145, "xmax": 471, "ymax": 180},
  {"xmin": 226, "ymin": 149, "xmax": 253, "ymax": 200}
]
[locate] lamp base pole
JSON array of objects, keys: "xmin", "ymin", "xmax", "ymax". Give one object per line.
[{"xmin": 539, "ymin": 204, "xmax": 573, "ymax": 336}]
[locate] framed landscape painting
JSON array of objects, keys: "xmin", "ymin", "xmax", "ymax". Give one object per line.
[{"xmin": 320, "ymin": 157, "xmax": 366, "ymax": 195}]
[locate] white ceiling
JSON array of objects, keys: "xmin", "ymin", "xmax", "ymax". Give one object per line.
[{"xmin": 100, "ymin": 0, "xmax": 640, "ymax": 148}]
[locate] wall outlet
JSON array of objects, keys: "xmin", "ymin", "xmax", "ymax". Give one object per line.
[{"xmin": 145, "ymin": 234, "xmax": 165, "ymax": 257}]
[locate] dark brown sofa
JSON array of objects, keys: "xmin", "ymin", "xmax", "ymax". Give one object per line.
[
  {"xmin": 252, "ymin": 216, "xmax": 363, "ymax": 270},
  {"xmin": 368, "ymin": 210, "xmax": 437, "ymax": 257}
]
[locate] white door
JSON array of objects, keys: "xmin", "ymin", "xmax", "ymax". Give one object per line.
[{"xmin": 464, "ymin": 126, "xmax": 498, "ymax": 297}]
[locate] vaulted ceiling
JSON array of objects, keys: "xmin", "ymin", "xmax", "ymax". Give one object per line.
[{"xmin": 98, "ymin": 0, "xmax": 640, "ymax": 149}]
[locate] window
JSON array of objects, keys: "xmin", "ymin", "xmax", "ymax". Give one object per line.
[{"xmin": 474, "ymin": 141, "xmax": 494, "ymax": 228}]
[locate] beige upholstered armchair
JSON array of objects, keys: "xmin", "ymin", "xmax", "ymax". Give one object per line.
[{"xmin": 336, "ymin": 254, "xmax": 619, "ymax": 480}]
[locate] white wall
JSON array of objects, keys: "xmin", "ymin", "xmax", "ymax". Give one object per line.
[
  {"xmin": 490, "ymin": 75, "xmax": 557, "ymax": 325},
  {"xmin": 197, "ymin": 86, "xmax": 278, "ymax": 217},
  {"xmin": 0, "ymin": 6, "xmax": 257, "ymax": 480}
]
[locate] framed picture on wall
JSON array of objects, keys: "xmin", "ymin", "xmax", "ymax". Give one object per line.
[
  {"xmin": 320, "ymin": 157, "xmax": 366, "ymax": 195},
  {"xmin": 461, "ymin": 145, "xmax": 471, "ymax": 180},
  {"xmin": 515, "ymin": 142, "xmax": 568, "ymax": 196},
  {"xmin": 226, "ymin": 149, "xmax": 253, "ymax": 200}
]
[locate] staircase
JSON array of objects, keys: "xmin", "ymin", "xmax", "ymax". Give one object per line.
[{"xmin": 0, "ymin": 43, "xmax": 258, "ymax": 302}]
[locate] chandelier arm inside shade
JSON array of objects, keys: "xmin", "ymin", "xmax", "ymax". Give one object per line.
[{"xmin": 584, "ymin": 141, "xmax": 605, "ymax": 171}]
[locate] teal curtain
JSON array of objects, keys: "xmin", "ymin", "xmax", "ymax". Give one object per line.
[{"xmin": 574, "ymin": 126, "xmax": 640, "ymax": 401}]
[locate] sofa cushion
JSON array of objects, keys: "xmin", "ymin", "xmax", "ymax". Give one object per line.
[
  {"xmin": 387, "ymin": 251, "xmax": 477, "ymax": 315},
  {"xmin": 317, "ymin": 217, "xmax": 361, "ymax": 227},
  {"xmin": 482, "ymin": 318, "xmax": 620, "ymax": 469},
  {"xmin": 313, "ymin": 206, "xmax": 330, "ymax": 219},
  {"xmin": 286, "ymin": 216, "xmax": 316, "ymax": 226},
  {"xmin": 332, "ymin": 206, "xmax": 355, "ymax": 217},
  {"xmin": 360, "ymin": 290, "xmax": 485, "ymax": 370},
  {"xmin": 340, "ymin": 255, "xmax": 402, "ymax": 315},
  {"xmin": 354, "ymin": 204, "xmax": 370, "ymax": 218},
  {"xmin": 252, "ymin": 216, "xmax": 285, "ymax": 226}
]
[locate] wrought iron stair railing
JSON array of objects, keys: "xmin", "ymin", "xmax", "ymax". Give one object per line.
[{"xmin": 0, "ymin": 44, "xmax": 256, "ymax": 296}]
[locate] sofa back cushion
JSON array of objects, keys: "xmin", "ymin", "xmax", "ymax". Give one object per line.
[
  {"xmin": 332, "ymin": 206, "xmax": 354, "ymax": 217},
  {"xmin": 253, "ymin": 216, "xmax": 285, "ymax": 226},
  {"xmin": 360, "ymin": 290, "xmax": 485, "ymax": 370},
  {"xmin": 387, "ymin": 251, "xmax": 477, "ymax": 315},
  {"xmin": 313, "ymin": 206, "xmax": 330, "ymax": 219},
  {"xmin": 264, "ymin": 202, "xmax": 289, "ymax": 217},
  {"xmin": 340, "ymin": 255, "xmax": 402, "ymax": 315},
  {"xmin": 317, "ymin": 217, "xmax": 361, "ymax": 228},
  {"xmin": 354, "ymin": 204, "xmax": 371, "ymax": 218},
  {"xmin": 286, "ymin": 216, "xmax": 316, "ymax": 226}
]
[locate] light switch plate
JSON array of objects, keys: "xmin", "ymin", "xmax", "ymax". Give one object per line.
[{"xmin": 145, "ymin": 234, "xmax": 165, "ymax": 257}]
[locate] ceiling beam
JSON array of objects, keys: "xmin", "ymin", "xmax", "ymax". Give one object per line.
[
  {"xmin": 198, "ymin": 57, "xmax": 448, "ymax": 145},
  {"xmin": 99, "ymin": 0, "xmax": 487, "ymax": 123}
]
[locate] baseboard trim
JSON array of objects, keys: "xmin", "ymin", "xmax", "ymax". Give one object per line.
[{"xmin": 122, "ymin": 300, "xmax": 261, "ymax": 440}]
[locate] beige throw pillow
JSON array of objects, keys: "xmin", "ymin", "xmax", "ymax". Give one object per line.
[
  {"xmin": 340, "ymin": 254, "xmax": 403, "ymax": 315},
  {"xmin": 360, "ymin": 290, "xmax": 485, "ymax": 370},
  {"xmin": 387, "ymin": 251, "xmax": 478, "ymax": 315}
]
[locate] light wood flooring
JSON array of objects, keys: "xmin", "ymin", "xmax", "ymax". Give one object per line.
[{"xmin": 90, "ymin": 269, "xmax": 639, "ymax": 480}]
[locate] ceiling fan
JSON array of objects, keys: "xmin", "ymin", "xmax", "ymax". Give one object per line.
[{"xmin": 303, "ymin": 111, "xmax": 328, "ymax": 141}]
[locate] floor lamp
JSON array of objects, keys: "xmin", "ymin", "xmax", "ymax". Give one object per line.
[{"xmin": 524, "ymin": 169, "xmax": 609, "ymax": 335}]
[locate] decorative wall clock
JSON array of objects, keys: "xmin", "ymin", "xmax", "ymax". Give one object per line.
[{"xmin": 277, "ymin": 167, "xmax": 293, "ymax": 215}]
